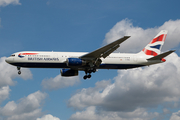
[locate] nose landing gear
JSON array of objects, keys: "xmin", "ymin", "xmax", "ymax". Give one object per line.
[{"xmin": 17, "ymin": 66, "xmax": 21, "ymax": 75}]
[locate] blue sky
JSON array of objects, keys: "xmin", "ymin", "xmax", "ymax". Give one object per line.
[{"xmin": 1, "ymin": 0, "xmax": 180, "ymax": 120}]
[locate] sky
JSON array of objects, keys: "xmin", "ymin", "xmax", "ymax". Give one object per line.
[{"xmin": 1, "ymin": 0, "xmax": 180, "ymax": 120}]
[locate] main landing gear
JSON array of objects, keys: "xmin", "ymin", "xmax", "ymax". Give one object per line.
[
  {"xmin": 17, "ymin": 66, "xmax": 21, "ymax": 75},
  {"xmin": 83, "ymin": 74, "xmax": 91, "ymax": 79},
  {"xmin": 83, "ymin": 68, "xmax": 96, "ymax": 80}
]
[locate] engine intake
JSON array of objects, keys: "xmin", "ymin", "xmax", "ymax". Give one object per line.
[
  {"xmin": 66, "ymin": 58, "xmax": 86, "ymax": 66},
  {"xmin": 60, "ymin": 69, "xmax": 78, "ymax": 77}
]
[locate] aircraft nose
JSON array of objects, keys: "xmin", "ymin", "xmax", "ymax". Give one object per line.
[{"xmin": 5, "ymin": 57, "xmax": 13, "ymax": 63}]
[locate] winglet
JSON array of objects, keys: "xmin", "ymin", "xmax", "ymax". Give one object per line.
[{"xmin": 147, "ymin": 50, "xmax": 175, "ymax": 61}]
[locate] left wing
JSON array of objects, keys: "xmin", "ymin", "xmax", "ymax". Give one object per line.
[{"xmin": 80, "ymin": 36, "xmax": 130, "ymax": 60}]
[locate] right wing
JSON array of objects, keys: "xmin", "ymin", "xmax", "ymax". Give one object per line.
[{"xmin": 80, "ymin": 36, "xmax": 130, "ymax": 60}]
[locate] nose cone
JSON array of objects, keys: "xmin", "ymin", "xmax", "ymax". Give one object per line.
[{"xmin": 5, "ymin": 57, "xmax": 13, "ymax": 63}]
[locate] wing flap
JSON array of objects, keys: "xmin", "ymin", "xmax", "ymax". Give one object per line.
[{"xmin": 101, "ymin": 44, "xmax": 119, "ymax": 58}]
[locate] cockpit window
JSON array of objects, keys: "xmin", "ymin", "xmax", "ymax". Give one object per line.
[{"xmin": 10, "ymin": 54, "xmax": 15, "ymax": 57}]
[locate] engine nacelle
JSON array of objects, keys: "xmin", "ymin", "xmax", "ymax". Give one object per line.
[
  {"xmin": 66, "ymin": 58, "xmax": 86, "ymax": 66},
  {"xmin": 60, "ymin": 69, "xmax": 78, "ymax": 77}
]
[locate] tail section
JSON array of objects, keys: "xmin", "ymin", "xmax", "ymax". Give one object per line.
[
  {"xmin": 147, "ymin": 50, "xmax": 175, "ymax": 61},
  {"xmin": 142, "ymin": 30, "xmax": 168, "ymax": 56}
]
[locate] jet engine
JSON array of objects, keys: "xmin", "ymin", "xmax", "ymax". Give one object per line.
[
  {"xmin": 60, "ymin": 69, "xmax": 78, "ymax": 77},
  {"xmin": 66, "ymin": 58, "xmax": 86, "ymax": 66}
]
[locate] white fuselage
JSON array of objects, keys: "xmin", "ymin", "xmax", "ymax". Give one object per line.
[{"xmin": 5, "ymin": 51, "xmax": 162, "ymax": 70}]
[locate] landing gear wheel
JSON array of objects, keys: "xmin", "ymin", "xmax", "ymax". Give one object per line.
[
  {"xmin": 17, "ymin": 66, "xmax": 21, "ymax": 75},
  {"xmin": 87, "ymin": 74, "xmax": 91, "ymax": 78},
  {"xmin": 84, "ymin": 68, "xmax": 96, "ymax": 80},
  {"xmin": 83, "ymin": 75, "xmax": 88, "ymax": 80},
  {"xmin": 18, "ymin": 71, "xmax": 21, "ymax": 75},
  {"xmin": 83, "ymin": 74, "xmax": 91, "ymax": 80}
]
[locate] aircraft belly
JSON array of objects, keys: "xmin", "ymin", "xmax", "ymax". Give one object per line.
[{"xmin": 99, "ymin": 64, "xmax": 145, "ymax": 69}]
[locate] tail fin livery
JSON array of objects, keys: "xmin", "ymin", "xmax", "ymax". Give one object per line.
[{"xmin": 142, "ymin": 30, "xmax": 168, "ymax": 56}]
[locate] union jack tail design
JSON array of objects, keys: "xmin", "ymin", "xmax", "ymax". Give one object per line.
[{"xmin": 142, "ymin": 30, "xmax": 168, "ymax": 56}]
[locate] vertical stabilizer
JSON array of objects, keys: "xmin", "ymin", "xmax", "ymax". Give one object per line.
[{"xmin": 141, "ymin": 30, "xmax": 168, "ymax": 56}]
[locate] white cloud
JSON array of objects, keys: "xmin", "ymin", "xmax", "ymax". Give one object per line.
[
  {"xmin": 170, "ymin": 110, "xmax": 180, "ymax": 120},
  {"xmin": 68, "ymin": 53, "xmax": 180, "ymax": 119},
  {"xmin": 0, "ymin": 57, "xmax": 34, "ymax": 119},
  {"xmin": 0, "ymin": 57, "xmax": 32, "ymax": 87},
  {"xmin": 0, "ymin": 86, "xmax": 10, "ymax": 104},
  {"xmin": 6, "ymin": 109, "xmax": 42, "ymax": 120},
  {"xmin": 37, "ymin": 114, "xmax": 60, "ymax": 120},
  {"xmin": 41, "ymin": 74, "xmax": 80, "ymax": 90},
  {"xmin": 163, "ymin": 108, "xmax": 171, "ymax": 114},
  {"xmin": 70, "ymin": 106, "xmax": 158, "ymax": 120},
  {"xmin": 0, "ymin": 0, "xmax": 21, "ymax": 6},
  {"xmin": 0, "ymin": 91, "xmax": 47, "ymax": 120},
  {"xmin": 68, "ymin": 80, "xmax": 112, "ymax": 110},
  {"xmin": 103, "ymin": 19, "xmax": 180, "ymax": 53}
]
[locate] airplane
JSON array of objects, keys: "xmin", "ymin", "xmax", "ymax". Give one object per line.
[{"xmin": 5, "ymin": 30, "xmax": 175, "ymax": 79}]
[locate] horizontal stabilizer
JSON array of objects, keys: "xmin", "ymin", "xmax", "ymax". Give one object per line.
[{"xmin": 147, "ymin": 50, "xmax": 175, "ymax": 60}]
